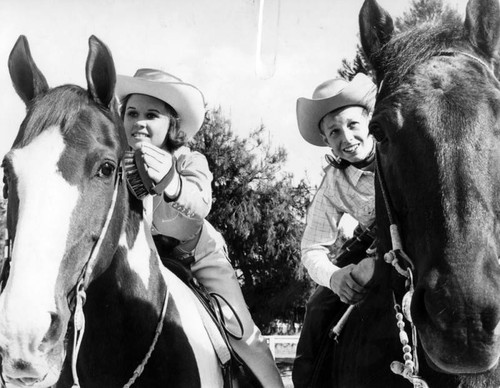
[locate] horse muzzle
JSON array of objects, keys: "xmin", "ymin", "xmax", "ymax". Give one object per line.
[
  {"xmin": 419, "ymin": 329, "xmax": 500, "ymax": 374},
  {"xmin": 1, "ymin": 352, "xmax": 63, "ymax": 388},
  {"xmin": 412, "ymin": 272, "xmax": 500, "ymax": 374},
  {"xmin": 0, "ymin": 308, "xmax": 68, "ymax": 388}
]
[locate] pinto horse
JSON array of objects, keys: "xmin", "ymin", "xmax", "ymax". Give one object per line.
[
  {"xmin": 318, "ymin": 0, "xmax": 500, "ymax": 387},
  {"xmin": 0, "ymin": 36, "xmax": 225, "ymax": 388}
]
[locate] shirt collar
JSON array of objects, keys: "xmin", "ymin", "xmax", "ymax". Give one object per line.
[{"xmin": 344, "ymin": 164, "xmax": 373, "ymax": 185}]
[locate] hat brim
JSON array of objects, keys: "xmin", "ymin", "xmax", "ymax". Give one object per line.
[
  {"xmin": 296, "ymin": 74, "xmax": 376, "ymax": 147},
  {"xmin": 116, "ymin": 75, "xmax": 206, "ymax": 140}
]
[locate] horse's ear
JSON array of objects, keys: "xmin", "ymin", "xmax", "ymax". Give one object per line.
[
  {"xmin": 86, "ymin": 35, "xmax": 116, "ymax": 109},
  {"xmin": 359, "ymin": 0, "xmax": 394, "ymax": 78},
  {"xmin": 8, "ymin": 35, "xmax": 49, "ymax": 105},
  {"xmin": 464, "ymin": 0, "xmax": 500, "ymax": 61}
]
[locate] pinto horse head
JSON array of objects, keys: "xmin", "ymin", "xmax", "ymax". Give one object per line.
[
  {"xmin": 0, "ymin": 35, "xmax": 125, "ymax": 387},
  {"xmin": 360, "ymin": 0, "xmax": 500, "ymax": 380}
]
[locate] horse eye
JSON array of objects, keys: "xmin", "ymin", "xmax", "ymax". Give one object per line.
[
  {"xmin": 369, "ymin": 122, "xmax": 386, "ymax": 142},
  {"xmin": 97, "ymin": 162, "xmax": 115, "ymax": 178}
]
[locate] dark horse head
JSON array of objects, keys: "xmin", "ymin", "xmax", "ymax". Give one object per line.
[
  {"xmin": 360, "ymin": 0, "xmax": 500, "ymax": 380},
  {"xmin": 0, "ymin": 36, "xmax": 224, "ymax": 388}
]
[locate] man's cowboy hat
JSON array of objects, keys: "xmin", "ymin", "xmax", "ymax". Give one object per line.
[
  {"xmin": 296, "ymin": 73, "xmax": 376, "ymax": 147},
  {"xmin": 116, "ymin": 68, "xmax": 205, "ymax": 140}
]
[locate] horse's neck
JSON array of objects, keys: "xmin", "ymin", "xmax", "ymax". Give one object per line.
[
  {"xmin": 115, "ymin": 194, "xmax": 167, "ymax": 312},
  {"xmin": 70, "ymin": 200, "xmax": 167, "ymax": 383},
  {"xmin": 81, "ymin": 190, "xmax": 166, "ymax": 336},
  {"xmin": 73, "ymin": 194, "xmax": 223, "ymax": 387}
]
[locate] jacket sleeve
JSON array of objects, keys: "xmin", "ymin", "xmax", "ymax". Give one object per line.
[
  {"xmin": 301, "ymin": 175, "xmax": 343, "ymax": 289},
  {"xmin": 151, "ymin": 149, "xmax": 213, "ymax": 242},
  {"xmin": 167, "ymin": 149, "xmax": 213, "ymax": 220}
]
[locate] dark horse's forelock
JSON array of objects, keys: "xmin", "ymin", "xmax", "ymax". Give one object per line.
[
  {"xmin": 375, "ymin": 20, "xmax": 466, "ymax": 95},
  {"xmin": 13, "ymin": 85, "xmax": 120, "ymax": 150}
]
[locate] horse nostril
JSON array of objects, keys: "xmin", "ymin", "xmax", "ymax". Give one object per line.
[
  {"xmin": 481, "ymin": 307, "xmax": 500, "ymax": 334},
  {"xmin": 13, "ymin": 359, "xmax": 30, "ymax": 371},
  {"xmin": 39, "ymin": 312, "xmax": 62, "ymax": 352}
]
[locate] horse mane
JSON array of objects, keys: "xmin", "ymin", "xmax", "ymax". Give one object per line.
[
  {"xmin": 14, "ymin": 85, "xmax": 120, "ymax": 149},
  {"xmin": 375, "ymin": 19, "xmax": 466, "ymax": 94}
]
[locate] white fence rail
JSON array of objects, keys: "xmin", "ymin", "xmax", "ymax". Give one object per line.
[{"xmin": 263, "ymin": 335, "xmax": 299, "ymax": 360}]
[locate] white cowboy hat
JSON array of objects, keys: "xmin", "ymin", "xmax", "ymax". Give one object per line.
[
  {"xmin": 116, "ymin": 68, "xmax": 206, "ymax": 140},
  {"xmin": 296, "ymin": 73, "xmax": 376, "ymax": 147}
]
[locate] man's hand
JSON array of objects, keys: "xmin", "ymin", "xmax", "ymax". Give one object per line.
[
  {"xmin": 136, "ymin": 143, "xmax": 173, "ymax": 183},
  {"xmin": 330, "ymin": 264, "xmax": 367, "ymax": 304}
]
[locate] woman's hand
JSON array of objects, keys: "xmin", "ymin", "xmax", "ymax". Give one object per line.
[
  {"xmin": 329, "ymin": 264, "xmax": 367, "ymax": 305},
  {"xmin": 137, "ymin": 143, "xmax": 173, "ymax": 183}
]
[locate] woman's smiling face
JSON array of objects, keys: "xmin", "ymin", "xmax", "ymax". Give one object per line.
[
  {"xmin": 123, "ymin": 94, "xmax": 171, "ymax": 150},
  {"xmin": 319, "ymin": 105, "xmax": 374, "ymax": 163}
]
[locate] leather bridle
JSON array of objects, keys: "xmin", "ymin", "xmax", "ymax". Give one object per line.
[{"xmin": 1, "ymin": 164, "xmax": 169, "ymax": 388}]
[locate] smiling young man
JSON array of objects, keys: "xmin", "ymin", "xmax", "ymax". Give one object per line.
[{"xmin": 293, "ymin": 73, "xmax": 378, "ymax": 388}]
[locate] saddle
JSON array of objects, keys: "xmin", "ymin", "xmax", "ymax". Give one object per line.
[{"xmin": 154, "ymin": 236, "xmax": 261, "ymax": 388}]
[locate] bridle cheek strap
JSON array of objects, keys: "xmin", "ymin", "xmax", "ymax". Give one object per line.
[
  {"xmin": 70, "ymin": 165, "xmax": 122, "ymax": 388},
  {"xmin": 375, "ymin": 145, "xmax": 427, "ymax": 388},
  {"xmin": 71, "ymin": 170, "xmax": 170, "ymax": 388}
]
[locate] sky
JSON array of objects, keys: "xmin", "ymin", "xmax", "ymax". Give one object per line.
[{"xmin": 0, "ymin": 0, "xmax": 471, "ymax": 187}]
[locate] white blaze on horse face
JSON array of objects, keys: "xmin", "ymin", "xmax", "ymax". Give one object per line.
[{"xmin": 0, "ymin": 126, "xmax": 79, "ymax": 339}]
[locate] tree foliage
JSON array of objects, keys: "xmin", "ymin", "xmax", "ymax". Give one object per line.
[
  {"xmin": 337, "ymin": 45, "xmax": 373, "ymax": 81},
  {"xmin": 395, "ymin": 0, "xmax": 462, "ymax": 31},
  {"xmin": 191, "ymin": 108, "xmax": 315, "ymax": 329}
]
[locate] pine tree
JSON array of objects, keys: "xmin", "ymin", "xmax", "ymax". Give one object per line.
[{"xmin": 191, "ymin": 108, "xmax": 315, "ymax": 329}]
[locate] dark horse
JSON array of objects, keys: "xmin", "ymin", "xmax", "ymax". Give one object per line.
[
  {"xmin": 321, "ymin": 0, "xmax": 500, "ymax": 387},
  {"xmin": 0, "ymin": 36, "xmax": 226, "ymax": 387}
]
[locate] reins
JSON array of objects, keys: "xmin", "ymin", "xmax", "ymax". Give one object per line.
[
  {"xmin": 0, "ymin": 162, "xmax": 169, "ymax": 388},
  {"xmin": 374, "ymin": 148, "xmax": 428, "ymax": 388},
  {"xmin": 68, "ymin": 164, "xmax": 170, "ymax": 388},
  {"xmin": 69, "ymin": 165, "xmax": 123, "ymax": 387}
]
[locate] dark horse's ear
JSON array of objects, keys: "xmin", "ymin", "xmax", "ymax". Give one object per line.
[
  {"xmin": 359, "ymin": 0, "xmax": 394, "ymax": 80},
  {"xmin": 8, "ymin": 35, "xmax": 49, "ymax": 105},
  {"xmin": 464, "ymin": 0, "xmax": 500, "ymax": 61},
  {"xmin": 86, "ymin": 35, "xmax": 116, "ymax": 109}
]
